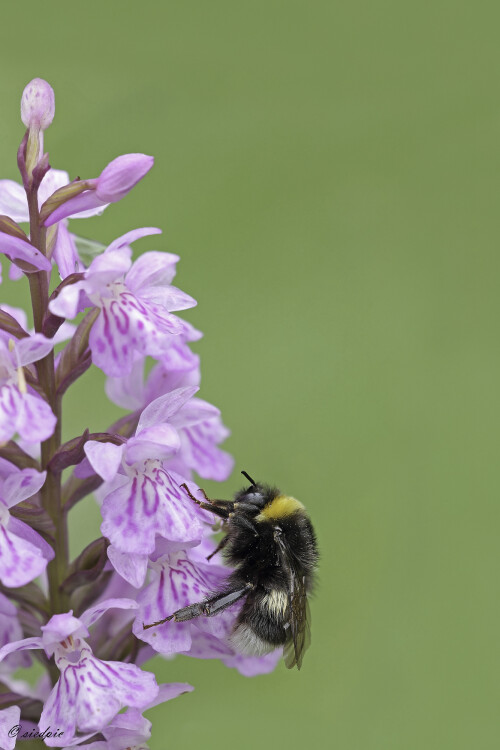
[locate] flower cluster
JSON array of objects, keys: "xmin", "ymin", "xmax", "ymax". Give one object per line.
[{"xmin": 0, "ymin": 79, "xmax": 279, "ymax": 749}]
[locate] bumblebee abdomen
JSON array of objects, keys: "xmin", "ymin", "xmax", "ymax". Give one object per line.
[{"xmin": 229, "ymin": 587, "xmax": 289, "ymax": 655}]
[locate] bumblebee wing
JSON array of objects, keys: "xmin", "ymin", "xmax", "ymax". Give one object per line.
[
  {"xmin": 275, "ymin": 534, "xmax": 311, "ymax": 670},
  {"xmin": 283, "ymin": 573, "xmax": 311, "ymax": 670}
]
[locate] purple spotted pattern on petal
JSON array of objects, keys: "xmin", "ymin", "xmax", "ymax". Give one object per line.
[
  {"xmin": 133, "ymin": 548, "xmax": 231, "ymax": 655},
  {"xmin": 41, "ymin": 636, "xmax": 158, "ymax": 747},
  {"xmin": 100, "ymin": 465, "xmax": 206, "ymax": 556},
  {"xmin": 89, "ymin": 289, "xmax": 189, "ymax": 377},
  {"xmin": 49, "ymin": 229, "xmax": 196, "ymax": 377}
]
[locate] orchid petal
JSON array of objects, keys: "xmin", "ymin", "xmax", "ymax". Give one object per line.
[
  {"xmin": 52, "ymin": 223, "xmax": 84, "ymax": 279},
  {"xmin": 107, "ymin": 546, "xmax": 148, "ymax": 588},
  {"xmin": 0, "ymin": 180, "xmax": 29, "ymax": 222},
  {"xmin": 2, "ymin": 468, "xmax": 46, "ymax": 508},
  {"xmin": 96, "ymin": 154, "xmax": 154, "ymax": 202},
  {"xmin": 100, "ymin": 467, "xmax": 205, "ymax": 554},
  {"xmin": 88, "ymin": 294, "xmax": 185, "ymax": 377},
  {"xmin": 0, "ymin": 233, "xmax": 51, "ymax": 271},
  {"xmin": 16, "ymin": 390, "xmax": 57, "ymax": 443},
  {"xmin": 7, "ymin": 518, "xmax": 54, "ymax": 561},
  {"xmin": 16, "ymin": 333, "xmax": 54, "ymax": 366},
  {"xmin": 125, "ymin": 425, "xmax": 180, "ymax": 464},
  {"xmin": 0, "ymin": 592, "xmax": 31, "ymax": 670},
  {"xmin": 79, "ymin": 598, "xmax": 138, "ymax": 629},
  {"xmin": 8, "ymin": 264, "xmax": 23, "ymax": 281},
  {"xmin": 0, "ymin": 304, "xmax": 28, "ymax": 331},
  {"xmin": 139, "ymin": 283, "xmax": 197, "ymax": 310},
  {"xmin": 0, "ymin": 636, "xmax": 42, "ymax": 663},
  {"xmin": 125, "ymin": 250, "xmax": 179, "ymax": 292},
  {"xmin": 38, "ymin": 169, "xmax": 71, "ymax": 204},
  {"xmin": 59, "ymin": 734, "xmax": 98, "ymax": 749},
  {"xmin": 106, "ymin": 226, "xmax": 162, "ymax": 254},
  {"xmin": 0, "ymin": 519, "xmax": 52, "ymax": 587},
  {"xmin": 51, "ymin": 321, "xmax": 77, "ymax": 345},
  {"xmin": 70, "ymin": 202, "xmax": 109, "ymax": 219},
  {"xmin": 105, "ymin": 356, "xmax": 145, "ymax": 410},
  {"xmin": 172, "ymin": 397, "xmax": 221, "ymax": 427},
  {"xmin": 84, "ymin": 441, "xmax": 124, "ymax": 482},
  {"xmin": 40, "ymin": 613, "xmax": 87, "ymax": 654},
  {"xmin": 137, "ymin": 386, "xmax": 198, "ymax": 433},
  {"xmin": 48, "ymin": 281, "xmax": 87, "ymax": 319},
  {"xmin": 134, "ymin": 549, "xmax": 230, "ymax": 653},
  {"xmin": 86, "ymin": 246, "xmax": 132, "ymax": 282},
  {"xmin": 150, "ymin": 682, "xmax": 194, "ymax": 707},
  {"xmin": 44, "ymin": 191, "xmax": 107, "ymax": 227},
  {"xmin": 41, "ymin": 656, "xmax": 157, "ymax": 745},
  {"xmin": 0, "ymin": 706, "xmax": 21, "ymax": 750}
]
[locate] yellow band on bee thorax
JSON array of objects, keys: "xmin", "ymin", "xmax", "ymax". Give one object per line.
[{"xmin": 257, "ymin": 494, "xmax": 304, "ymax": 521}]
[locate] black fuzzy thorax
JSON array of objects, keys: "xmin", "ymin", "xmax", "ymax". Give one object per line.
[{"xmin": 223, "ymin": 483, "xmax": 317, "ymax": 579}]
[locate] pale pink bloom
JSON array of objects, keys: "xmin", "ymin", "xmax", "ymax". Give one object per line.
[{"xmin": 49, "ymin": 228, "xmax": 196, "ymax": 376}]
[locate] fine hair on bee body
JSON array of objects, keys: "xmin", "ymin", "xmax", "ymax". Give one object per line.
[{"xmin": 143, "ymin": 471, "xmax": 318, "ymax": 669}]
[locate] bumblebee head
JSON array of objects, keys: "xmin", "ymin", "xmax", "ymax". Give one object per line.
[{"xmin": 236, "ymin": 472, "xmax": 304, "ymax": 522}]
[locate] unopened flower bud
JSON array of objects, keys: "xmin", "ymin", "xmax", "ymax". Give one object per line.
[
  {"xmin": 21, "ymin": 78, "xmax": 55, "ymax": 130},
  {"xmin": 43, "ymin": 154, "xmax": 154, "ymax": 226},
  {"xmin": 96, "ymin": 153, "xmax": 154, "ymax": 202},
  {"xmin": 20, "ymin": 78, "xmax": 55, "ymax": 181}
]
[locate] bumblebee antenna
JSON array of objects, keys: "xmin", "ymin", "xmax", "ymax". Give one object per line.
[{"xmin": 241, "ymin": 470, "xmax": 257, "ymax": 486}]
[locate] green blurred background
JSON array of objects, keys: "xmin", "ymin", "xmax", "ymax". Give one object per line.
[{"xmin": 0, "ymin": 1, "xmax": 498, "ymax": 748}]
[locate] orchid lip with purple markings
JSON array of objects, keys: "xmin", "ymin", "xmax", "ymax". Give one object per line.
[
  {"xmin": 83, "ymin": 388, "xmax": 214, "ymax": 586},
  {"xmin": 0, "ymin": 600, "xmax": 159, "ymax": 747},
  {"xmin": 59, "ymin": 683, "xmax": 194, "ymax": 750},
  {"xmin": 49, "ymin": 227, "xmax": 197, "ymax": 377},
  {"xmin": 133, "ymin": 542, "xmax": 282, "ymax": 677}
]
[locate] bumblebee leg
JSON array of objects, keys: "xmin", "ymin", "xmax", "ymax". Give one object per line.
[
  {"xmin": 233, "ymin": 515, "xmax": 259, "ymax": 537},
  {"xmin": 180, "ymin": 482, "xmax": 217, "ymax": 506},
  {"xmin": 206, "ymin": 534, "xmax": 229, "ymax": 561},
  {"xmin": 143, "ymin": 584, "xmax": 253, "ymax": 630},
  {"xmin": 180, "ymin": 482, "xmax": 232, "ymax": 520}
]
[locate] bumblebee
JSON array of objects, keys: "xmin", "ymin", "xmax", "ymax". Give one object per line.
[{"xmin": 143, "ymin": 471, "xmax": 318, "ymax": 669}]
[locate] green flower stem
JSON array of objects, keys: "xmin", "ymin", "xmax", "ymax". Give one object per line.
[{"xmin": 27, "ymin": 190, "xmax": 69, "ymax": 617}]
